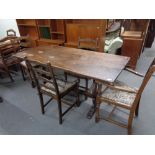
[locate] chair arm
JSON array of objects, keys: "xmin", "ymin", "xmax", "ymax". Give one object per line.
[
  {"xmin": 125, "ymin": 67, "xmax": 144, "ymax": 77},
  {"xmin": 104, "ymin": 83, "xmax": 138, "ymax": 93}
]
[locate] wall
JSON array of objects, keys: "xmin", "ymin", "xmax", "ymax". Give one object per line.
[{"xmin": 0, "ymin": 19, "xmax": 19, "ymax": 38}]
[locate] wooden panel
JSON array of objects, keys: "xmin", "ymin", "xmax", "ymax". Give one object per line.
[
  {"xmin": 18, "ymin": 26, "xmax": 38, "ymax": 40},
  {"xmin": 36, "ymin": 39, "xmax": 64, "ymax": 46},
  {"xmin": 65, "ymin": 20, "xmax": 107, "ymax": 52},
  {"xmin": 16, "ymin": 19, "xmax": 36, "ymax": 26},
  {"xmin": 121, "ymin": 38, "xmax": 143, "ymax": 69},
  {"xmin": 121, "ymin": 31, "xmax": 142, "ymax": 38},
  {"xmin": 37, "ymin": 19, "xmax": 50, "ymax": 26},
  {"xmin": 67, "ymin": 19, "xmax": 105, "ymax": 25}
]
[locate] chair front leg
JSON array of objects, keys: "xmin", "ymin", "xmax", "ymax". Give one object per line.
[
  {"xmin": 38, "ymin": 92, "xmax": 45, "ymax": 114},
  {"xmin": 127, "ymin": 111, "xmax": 135, "ymax": 135},
  {"xmin": 57, "ymin": 98, "xmax": 63, "ymax": 124},
  {"xmin": 5, "ymin": 67, "xmax": 14, "ymax": 82},
  {"xmin": 95, "ymin": 98, "xmax": 101, "ymax": 123},
  {"xmin": 135, "ymin": 97, "xmax": 141, "ymax": 117},
  {"xmin": 76, "ymin": 83, "xmax": 80, "ymax": 107},
  {"xmin": 20, "ymin": 65, "xmax": 26, "ymax": 81}
]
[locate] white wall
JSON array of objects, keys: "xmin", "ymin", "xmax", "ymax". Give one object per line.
[{"xmin": 0, "ymin": 19, "xmax": 20, "ymax": 39}]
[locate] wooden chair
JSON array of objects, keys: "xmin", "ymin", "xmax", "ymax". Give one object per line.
[
  {"xmin": 25, "ymin": 58, "xmax": 79, "ymax": 124},
  {"xmin": 0, "ymin": 37, "xmax": 23, "ymax": 82},
  {"xmin": 95, "ymin": 58, "xmax": 155, "ymax": 134},
  {"xmin": 7, "ymin": 29, "xmax": 16, "ymax": 37},
  {"xmin": 65, "ymin": 37, "xmax": 99, "ymax": 101}
]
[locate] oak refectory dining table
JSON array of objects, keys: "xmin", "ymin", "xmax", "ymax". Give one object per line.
[{"xmin": 14, "ymin": 45, "xmax": 130, "ymax": 118}]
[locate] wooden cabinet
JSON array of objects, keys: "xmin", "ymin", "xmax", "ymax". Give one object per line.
[
  {"xmin": 121, "ymin": 20, "xmax": 149, "ymax": 69},
  {"xmin": 121, "ymin": 37, "xmax": 143, "ymax": 69}
]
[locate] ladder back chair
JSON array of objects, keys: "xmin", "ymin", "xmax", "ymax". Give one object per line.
[
  {"xmin": 95, "ymin": 58, "xmax": 155, "ymax": 134},
  {"xmin": 25, "ymin": 58, "xmax": 79, "ymax": 124},
  {"xmin": 65, "ymin": 37, "xmax": 99, "ymax": 102}
]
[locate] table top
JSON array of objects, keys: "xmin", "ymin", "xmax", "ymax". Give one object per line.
[{"xmin": 15, "ymin": 45, "xmax": 130, "ymax": 83}]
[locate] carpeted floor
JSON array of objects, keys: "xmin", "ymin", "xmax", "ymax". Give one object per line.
[{"xmin": 0, "ymin": 42, "xmax": 155, "ymax": 135}]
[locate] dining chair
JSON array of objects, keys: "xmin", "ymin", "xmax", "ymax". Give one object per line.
[
  {"xmin": 65, "ymin": 37, "xmax": 99, "ymax": 101},
  {"xmin": 25, "ymin": 58, "xmax": 79, "ymax": 124},
  {"xmin": 0, "ymin": 37, "xmax": 23, "ymax": 82},
  {"xmin": 95, "ymin": 58, "xmax": 155, "ymax": 134}
]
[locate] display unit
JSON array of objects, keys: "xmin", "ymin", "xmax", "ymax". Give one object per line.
[
  {"xmin": 16, "ymin": 19, "xmax": 107, "ymax": 51},
  {"xmin": 36, "ymin": 19, "xmax": 65, "ymax": 46}
]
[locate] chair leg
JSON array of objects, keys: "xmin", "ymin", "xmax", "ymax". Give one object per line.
[
  {"xmin": 76, "ymin": 83, "xmax": 80, "ymax": 107},
  {"xmin": 20, "ymin": 65, "xmax": 26, "ymax": 81},
  {"xmin": 95, "ymin": 100, "xmax": 101, "ymax": 123},
  {"xmin": 135, "ymin": 99, "xmax": 140, "ymax": 117},
  {"xmin": 57, "ymin": 99, "xmax": 63, "ymax": 124},
  {"xmin": 85, "ymin": 78, "xmax": 88, "ymax": 100},
  {"xmin": 127, "ymin": 111, "xmax": 134, "ymax": 135},
  {"xmin": 64, "ymin": 72, "xmax": 68, "ymax": 81},
  {"xmin": 5, "ymin": 68, "xmax": 14, "ymax": 82},
  {"xmin": 38, "ymin": 93, "xmax": 45, "ymax": 114},
  {"xmin": 26, "ymin": 67, "xmax": 36, "ymax": 88}
]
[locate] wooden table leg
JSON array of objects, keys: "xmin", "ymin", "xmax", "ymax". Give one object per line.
[{"xmin": 86, "ymin": 82, "xmax": 98, "ymax": 119}]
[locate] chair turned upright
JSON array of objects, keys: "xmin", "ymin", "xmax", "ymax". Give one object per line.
[{"xmin": 95, "ymin": 58, "xmax": 155, "ymax": 134}]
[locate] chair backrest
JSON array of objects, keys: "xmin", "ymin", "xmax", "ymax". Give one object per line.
[
  {"xmin": 137, "ymin": 58, "xmax": 155, "ymax": 96},
  {"xmin": 0, "ymin": 37, "xmax": 18, "ymax": 65},
  {"xmin": 25, "ymin": 58, "xmax": 60, "ymax": 97},
  {"xmin": 7, "ymin": 29, "xmax": 16, "ymax": 37},
  {"xmin": 78, "ymin": 37, "xmax": 99, "ymax": 51}
]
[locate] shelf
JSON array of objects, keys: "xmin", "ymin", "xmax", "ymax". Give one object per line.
[
  {"xmin": 18, "ymin": 24, "xmax": 36, "ymax": 27},
  {"xmin": 64, "ymin": 42, "xmax": 78, "ymax": 48},
  {"xmin": 51, "ymin": 31, "xmax": 64, "ymax": 35},
  {"xmin": 39, "ymin": 39, "xmax": 64, "ymax": 43},
  {"xmin": 38, "ymin": 25, "xmax": 50, "ymax": 27}
]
